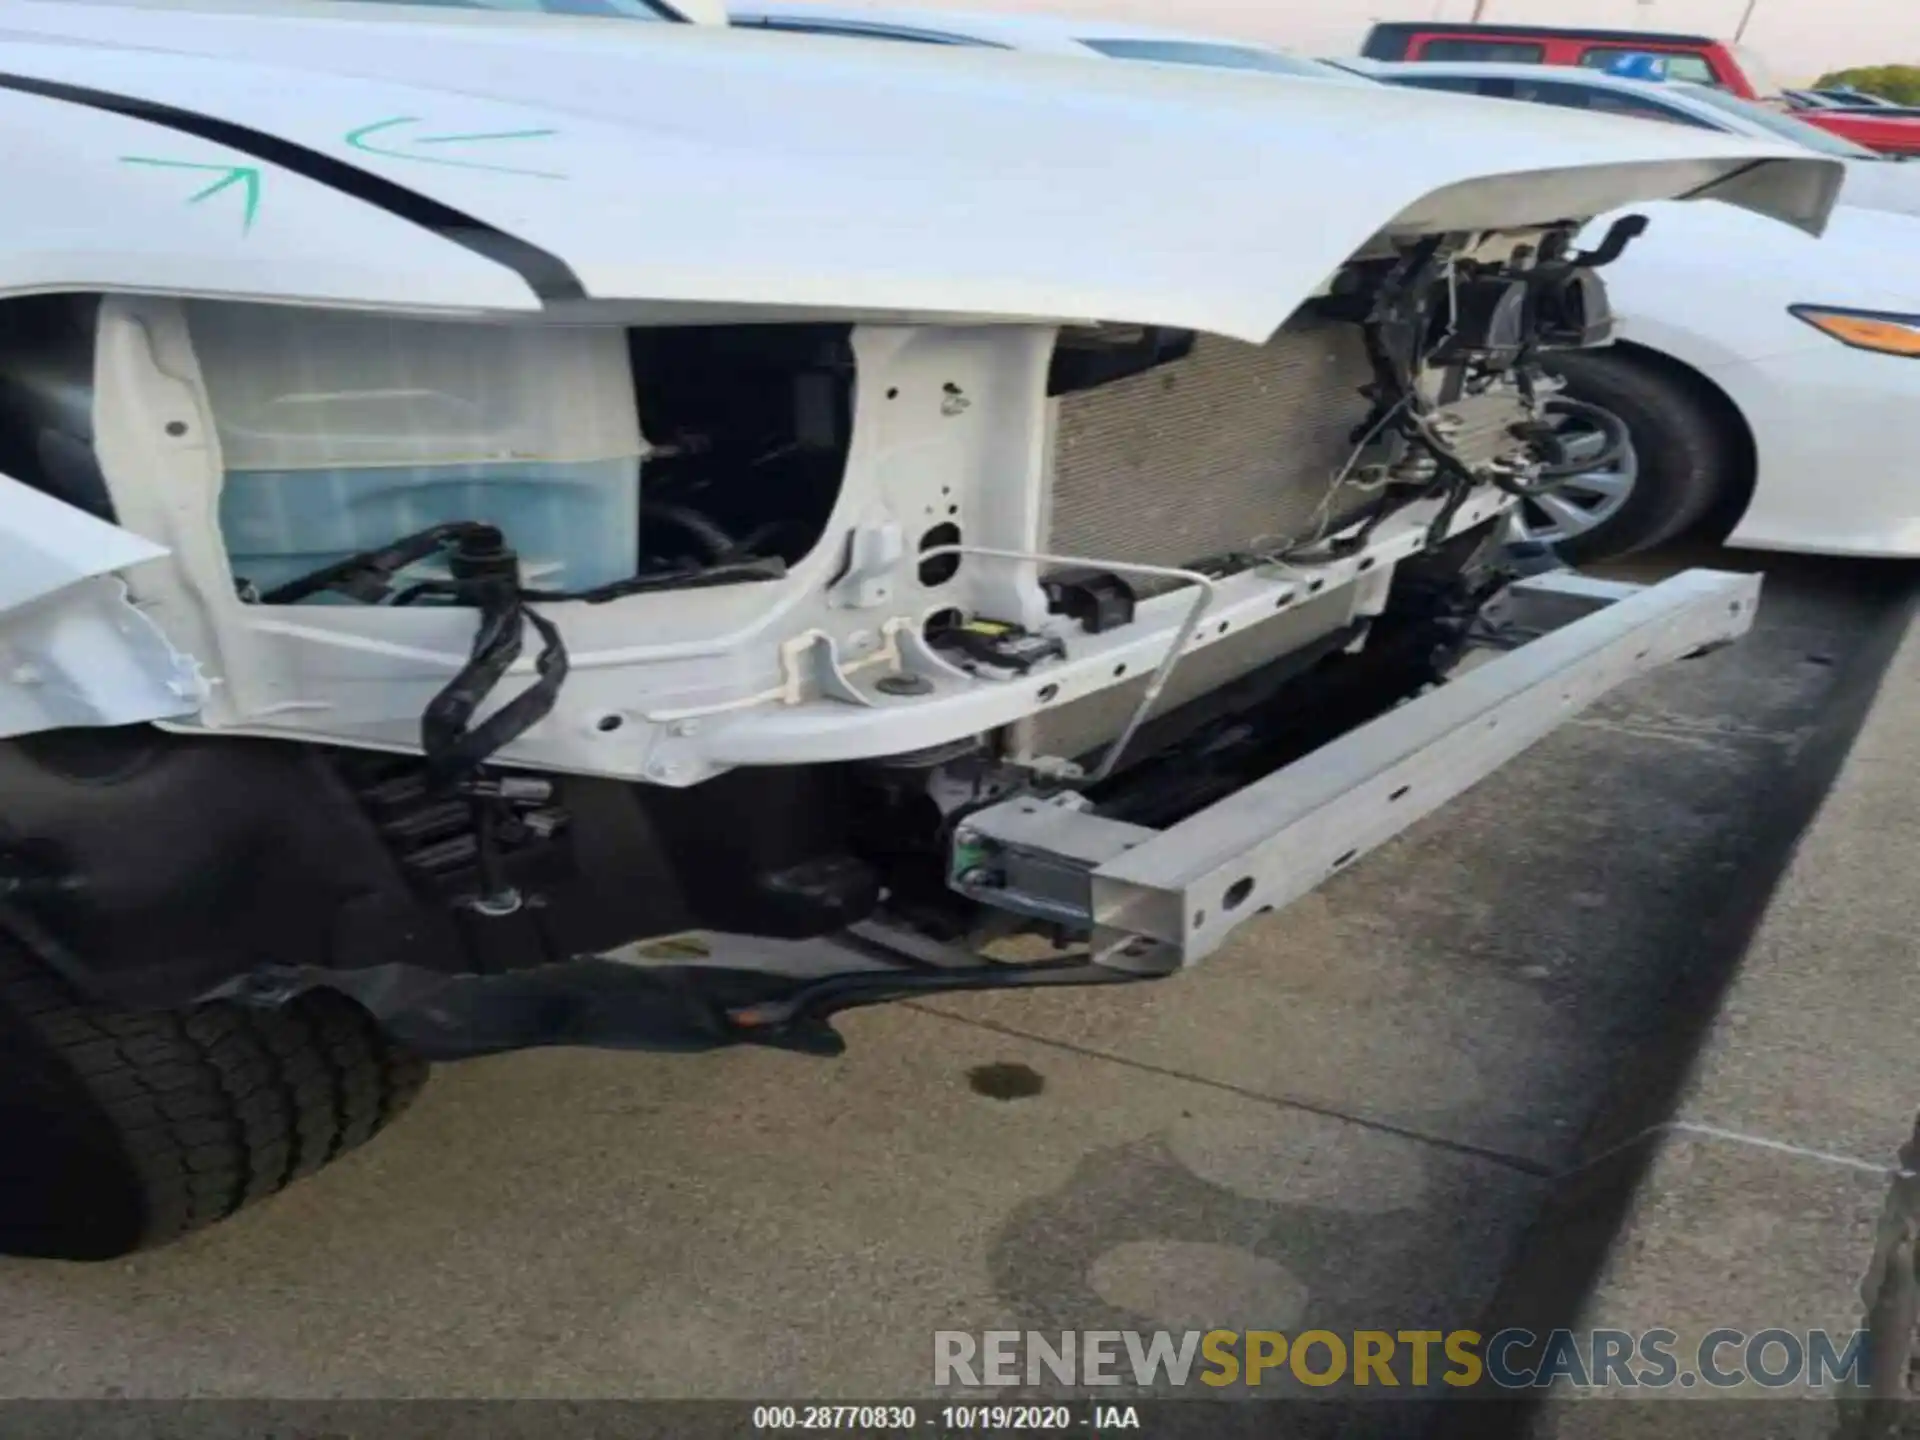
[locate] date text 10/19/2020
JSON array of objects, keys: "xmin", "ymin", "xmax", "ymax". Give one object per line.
[{"xmin": 752, "ymin": 1405, "xmax": 1141, "ymax": 1431}]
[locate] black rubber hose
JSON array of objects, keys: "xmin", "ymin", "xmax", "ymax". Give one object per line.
[
  {"xmin": 258, "ymin": 521, "xmax": 482, "ymax": 606},
  {"xmin": 641, "ymin": 500, "xmax": 739, "ymax": 564}
]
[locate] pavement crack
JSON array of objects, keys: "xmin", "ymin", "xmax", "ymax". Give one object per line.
[
  {"xmin": 902, "ymin": 1000, "xmax": 1555, "ymax": 1179},
  {"xmin": 1571, "ymin": 714, "xmax": 1808, "ymax": 748},
  {"xmin": 1570, "ymin": 1119, "xmax": 1904, "ymax": 1180}
]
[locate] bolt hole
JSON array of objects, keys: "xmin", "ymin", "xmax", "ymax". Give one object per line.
[
  {"xmin": 1331, "ymin": 849, "xmax": 1358, "ymax": 870},
  {"xmin": 1216, "ymin": 621, "xmax": 1230, "ymax": 635},
  {"xmin": 1728, "ymin": 602, "xmax": 1742, "ymax": 615},
  {"xmin": 886, "ymin": 387, "xmax": 901, "ymax": 399},
  {"xmin": 1275, "ymin": 592, "xmax": 1295, "ymax": 610},
  {"xmin": 1308, "ymin": 579, "xmax": 1325, "ymax": 594},
  {"xmin": 164, "ymin": 420, "xmax": 188, "ymax": 437},
  {"xmin": 918, "ymin": 522, "xmax": 962, "ymax": 586},
  {"xmin": 1113, "ymin": 663, "xmax": 1128, "ymax": 678},
  {"xmin": 1389, "ymin": 784, "xmax": 1411, "ymax": 802},
  {"xmin": 947, "ymin": 504, "xmax": 960, "ymax": 517},
  {"xmin": 1358, "ymin": 557, "xmax": 1375, "ymax": 572},
  {"xmin": 1223, "ymin": 877, "xmax": 1254, "ymax": 911},
  {"xmin": 1037, "ymin": 683, "xmax": 1060, "ymax": 703},
  {"xmin": 1193, "ymin": 910, "xmax": 1207, "ymax": 929},
  {"xmin": 594, "ymin": 713, "xmax": 624, "ymax": 733}
]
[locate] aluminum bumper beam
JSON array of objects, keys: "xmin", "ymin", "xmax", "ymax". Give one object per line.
[{"xmin": 951, "ymin": 567, "xmax": 1762, "ymax": 970}]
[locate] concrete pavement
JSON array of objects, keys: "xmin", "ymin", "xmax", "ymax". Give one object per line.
[{"xmin": 1508, "ymin": 572, "xmax": 1920, "ymax": 1436}]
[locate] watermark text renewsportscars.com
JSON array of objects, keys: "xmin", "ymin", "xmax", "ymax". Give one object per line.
[{"xmin": 934, "ymin": 1328, "xmax": 1873, "ymax": 1391}]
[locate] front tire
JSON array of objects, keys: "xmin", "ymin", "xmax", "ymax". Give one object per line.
[
  {"xmin": 0, "ymin": 938, "xmax": 427, "ymax": 1260},
  {"xmin": 1524, "ymin": 350, "xmax": 1738, "ymax": 564}
]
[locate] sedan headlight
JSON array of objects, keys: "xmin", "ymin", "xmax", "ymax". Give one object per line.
[{"xmin": 1790, "ymin": 305, "xmax": 1920, "ymax": 357}]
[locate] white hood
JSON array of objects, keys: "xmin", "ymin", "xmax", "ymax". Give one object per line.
[{"xmin": 0, "ymin": 1, "xmax": 1846, "ymax": 341}]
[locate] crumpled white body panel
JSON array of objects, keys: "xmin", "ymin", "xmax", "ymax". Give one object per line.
[{"xmin": 0, "ymin": 476, "xmax": 204, "ymax": 736}]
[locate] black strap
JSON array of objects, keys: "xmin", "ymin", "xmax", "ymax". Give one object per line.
[
  {"xmin": 253, "ymin": 522, "xmax": 567, "ymax": 785},
  {"xmin": 420, "ymin": 592, "xmax": 569, "ymax": 786}
]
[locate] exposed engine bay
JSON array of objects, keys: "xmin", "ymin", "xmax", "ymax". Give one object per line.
[{"xmin": 0, "ymin": 217, "xmax": 1663, "ymax": 1051}]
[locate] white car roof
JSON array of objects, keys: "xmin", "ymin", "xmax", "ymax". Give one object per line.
[
  {"xmin": 731, "ymin": 3, "xmax": 1296, "ymax": 57},
  {"xmin": 1362, "ymin": 60, "xmax": 1735, "ymax": 114}
]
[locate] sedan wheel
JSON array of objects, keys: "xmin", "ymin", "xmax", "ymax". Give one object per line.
[{"xmin": 1510, "ymin": 402, "xmax": 1639, "ymax": 548}]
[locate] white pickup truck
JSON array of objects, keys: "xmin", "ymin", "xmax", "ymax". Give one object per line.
[{"xmin": 0, "ymin": 0, "xmax": 1838, "ymax": 1257}]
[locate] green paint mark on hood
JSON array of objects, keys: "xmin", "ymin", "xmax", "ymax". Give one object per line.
[
  {"xmin": 345, "ymin": 117, "xmax": 565, "ymax": 179},
  {"xmin": 121, "ymin": 156, "xmax": 262, "ymax": 234}
]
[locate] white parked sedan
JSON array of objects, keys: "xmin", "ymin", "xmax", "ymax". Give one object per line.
[
  {"xmin": 1351, "ymin": 60, "xmax": 1920, "ymax": 558},
  {"xmin": 740, "ymin": 6, "xmax": 1920, "ymax": 561}
]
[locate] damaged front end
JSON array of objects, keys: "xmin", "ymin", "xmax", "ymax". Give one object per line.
[
  {"xmin": 0, "ymin": 212, "xmax": 1758, "ymax": 1058},
  {"xmin": 0, "ymin": 16, "xmax": 1833, "ymax": 1058}
]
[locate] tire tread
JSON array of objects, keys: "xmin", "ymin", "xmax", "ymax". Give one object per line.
[{"xmin": 0, "ymin": 939, "xmax": 427, "ymax": 1257}]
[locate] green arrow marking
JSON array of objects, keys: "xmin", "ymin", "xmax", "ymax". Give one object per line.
[
  {"xmin": 344, "ymin": 117, "xmax": 565, "ymax": 179},
  {"xmin": 415, "ymin": 127, "xmax": 559, "ymax": 145},
  {"xmin": 120, "ymin": 157, "xmax": 262, "ymax": 234}
]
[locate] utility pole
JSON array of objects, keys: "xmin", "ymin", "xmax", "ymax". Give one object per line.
[{"xmin": 1735, "ymin": 0, "xmax": 1760, "ymax": 40}]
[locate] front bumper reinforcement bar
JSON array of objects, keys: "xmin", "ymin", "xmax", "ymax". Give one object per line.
[{"xmin": 949, "ymin": 567, "xmax": 1760, "ymax": 970}]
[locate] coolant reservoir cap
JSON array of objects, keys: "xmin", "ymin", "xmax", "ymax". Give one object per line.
[{"xmin": 448, "ymin": 525, "xmax": 520, "ymax": 586}]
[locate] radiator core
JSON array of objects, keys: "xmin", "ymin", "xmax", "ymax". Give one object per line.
[{"xmin": 1028, "ymin": 313, "xmax": 1524, "ymax": 762}]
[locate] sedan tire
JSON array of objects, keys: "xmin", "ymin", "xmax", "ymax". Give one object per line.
[{"xmin": 1525, "ymin": 349, "xmax": 1738, "ymax": 564}]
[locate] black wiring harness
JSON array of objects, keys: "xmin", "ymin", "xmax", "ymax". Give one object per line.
[
  {"xmin": 1282, "ymin": 217, "xmax": 1645, "ymax": 567},
  {"xmin": 259, "ymin": 522, "xmax": 784, "ymax": 788},
  {"xmin": 255, "ymin": 523, "xmax": 785, "ymax": 915},
  {"xmin": 1277, "ymin": 236, "xmax": 1477, "ymax": 566}
]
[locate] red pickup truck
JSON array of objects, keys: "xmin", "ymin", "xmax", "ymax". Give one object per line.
[{"xmin": 1361, "ymin": 22, "xmax": 1920, "ymax": 156}]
